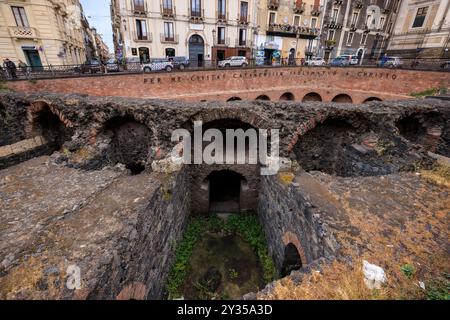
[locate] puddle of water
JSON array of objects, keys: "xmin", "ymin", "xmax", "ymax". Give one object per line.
[{"xmin": 181, "ymin": 232, "xmax": 264, "ymax": 299}]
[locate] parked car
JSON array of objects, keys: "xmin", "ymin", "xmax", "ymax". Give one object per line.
[
  {"xmin": 339, "ymin": 55, "xmax": 359, "ymax": 65},
  {"xmin": 106, "ymin": 59, "xmax": 120, "ymax": 72},
  {"xmin": 441, "ymin": 61, "xmax": 450, "ymax": 70},
  {"xmin": 168, "ymin": 56, "xmax": 190, "ymax": 70},
  {"xmin": 142, "ymin": 59, "xmax": 173, "ymax": 72},
  {"xmin": 304, "ymin": 57, "xmax": 326, "ymax": 66},
  {"xmin": 330, "ymin": 56, "xmax": 350, "ymax": 66},
  {"xmin": 218, "ymin": 56, "xmax": 248, "ymax": 68},
  {"xmin": 382, "ymin": 56, "xmax": 403, "ymax": 68},
  {"xmin": 76, "ymin": 59, "xmax": 102, "ymax": 74}
]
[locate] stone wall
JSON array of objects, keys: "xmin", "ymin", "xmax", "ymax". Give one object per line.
[
  {"xmin": 258, "ymin": 174, "xmax": 338, "ymax": 273},
  {"xmin": 6, "ymin": 67, "xmax": 450, "ymax": 103}
]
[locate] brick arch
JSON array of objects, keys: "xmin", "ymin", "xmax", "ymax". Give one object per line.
[
  {"xmin": 282, "ymin": 231, "xmax": 308, "ymax": 266},
  {"xmin": 332, "ymin": 93, "xmax": 353, "ymax": 103},
  {"xmin": 302, "ymin": 92, "xmax": 322, "ymax": 102},
  {"xmin": 26, "ymin": 100, "xmax": 73, "ymax": 137},
  {"xmin": 279, "ymin": 92, "xmax": 295, "ymax": 101},
  {"xmin": 363, "ymin": 97, "xmax": 382, "ymax": 103},
  {"xmin": 227, "ymin": 96, "xmax": 242, "ymax": 101},
  {"xmin": 255, "ymin": 94, "xmax": 271, "ymax": 101}
]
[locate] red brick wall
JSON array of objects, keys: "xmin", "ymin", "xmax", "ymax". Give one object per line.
[{"xmin": 7, "ymin": 67, "xmax": 450, "ymax": 103}]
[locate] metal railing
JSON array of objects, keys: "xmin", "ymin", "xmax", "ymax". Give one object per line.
[{"xmin": 1, "ymin": 57, "xmax": 448, "ymax": 82}]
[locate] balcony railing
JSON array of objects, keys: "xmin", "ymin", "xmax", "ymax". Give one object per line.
[
  {"xmin": 293, "ymin": 1, "xmax": 305, "ymax": 14},
  {"xmin": 235, "ymin": 38, "xmax": 251, "ymax": 47},
  {"xmin": 161, "ymin": 5, "xmax": 176, "ymax": 18},
  {"xmin": 160, "ymin": 33, "xmax": 179, "ymax": 43},
  {"xmin": 311, "ymin": 5, "xmax": 321, "ymax": 16},
  {"xmin": 132, "ymin": 1, "xmax": 147, "ymax": 14},
  {"xmin": 267, "ymin": 24, "xmax": 320, "ymax": 38},
  {"xmin": 214, "ymin": 37, "xmax": 230, "ymax": 46},
  {"xmin": 217, "ymin": 11, "xmax": 228, "ymax": 23},
  {"xmin": 268, "ymin": 0, "xmax": 279, "ymax": 10},
  {"xmin": 133, "ymin": 32, "xmax": 153, "ymax": 42},
  {"xmin": 354, "ymin": 1, "xmax": 363, "ymax": 9},
  {"xmin": 190, "ymin": 8, "xmax": 204, "ymax": 22},
  {"xmin": 238, "ymin": 14, "xmax": 249, "ymax": 25},
  {"xmin": 9, "ymin": 26, "xmax": 38, "ymax": 39}
]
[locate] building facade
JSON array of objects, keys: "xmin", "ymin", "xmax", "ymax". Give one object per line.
[
  {"xmin": 255, "ymin": 0, "xmax": 323, "ymax": 65},
  {"xmin": 110, "ymin": 0, "xmax": 258, "ymax": 64},
  {"xmin": 319, "ymin": 0, "xmax": 401, "ymax": 63},
  {"xmin": 0, "ymin": 0, "xmax": 90, "ymax": 67},
  {"xmin": 387, "ymin": 0, "xmax": 450, "ymax": 58}
]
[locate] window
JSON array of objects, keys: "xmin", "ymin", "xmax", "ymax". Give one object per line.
[
  {"xmin": 328, "ymin": 30, "xmax": 335, "ymax": 41},
  {"xmin": 133, "ymin": 0, "xmax": 145, "ymax": 11},
  {"xmin": 218, "ymin": 0, "xmax": 226, "ymax": 17},
  {"xmin": 165, "ymin": 48, "xmax": 175, "ymax": 57},
  {"xmin": 163, "ymin": 0, "xmax": 172, "ymax": 9},
  {"xmin": 294, "ymin": 15, "xmax": 300, "ymax": 26},
  {"xmin": 379, "ymin": 16, "xmax": 385, "ymax": 29},
  {"xmin": 191, "ymin": 0, "xmax": 201, "ymax": 17},
  {"xmin": 239, "ymin": 28, "xmax": 247, "ymax": 46},
  {"xmin": 269, "ymin": 12, "xmax": 276, "ymax": 25},
  {"xmin": 217, "ymin": 26, "xmax": 225, "ymax": 44},
  {"xmin": 240, "ymin": 1, "xmax": 248, "ymax": 21},
  {"xmin": 351, "ymin": 11, "xmax": 359, "ymax": 25},
  {"xmin": 11, "ymin": 6, "xmax": 29, "ymax": 27},
  {"xmin": 361, "ymin": 33, "xmax": 367, "ymax": 45},
  {"xmin": 164, "ymin": 22, "xmax": 174, "ymax": 41},
  {"xmin": 412, "ymin": 7, "xmax": 428, "ymax": 28},
  {"xmin": 332, "ymin": 8, "xmax": 339, "ymax": 23},
  {"xmin": 347, "ymin": 32, "xmax": 354, "ymax": 45},
  {"xmin": 135, "ymin": 19, "xmax": 147, "ymax": 40},
  {"xmin": 311, "ymin": 18, "xmax": 317, "ymax": 28}
]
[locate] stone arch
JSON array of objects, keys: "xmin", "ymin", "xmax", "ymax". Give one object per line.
[
  {"xmin": 99, "ymin": 116, "xmax": 152, "ymax": 174},
  {"xmin": 363, "ymin": 97, "xmax": 382, "ymax": 103},
  {"xmin": 26, "ymin": 101, "xmax": 73, "ymax": 149},
  {"xmin": 302, "ymin": 92, "xmax": 322, "ymax": 102},
  {"xmin": 255, "ymin": 95, "xmax": 271, "ymax": 101},
  {"xmin": 282, "ymin": 231, "xmax": 307, "ymax": 269},
  {"xmin": 279, "ymin": 92, "xmax": 295, "ymax": 101},
  {"xmin": 227, "ymin": 96, "xmax": 242, "ymax": 102},
  {"xmin": 332, "ymin": 93, "xmax": 353, "ymax": 103}
]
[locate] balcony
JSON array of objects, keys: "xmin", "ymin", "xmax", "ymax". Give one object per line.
[
  {"xmin": 350, "ymin": 23, "xmax": 357, "ymax": 31},
  {"xmin": 189, "ymin": 9, "xmax": 204, "ymax": 22},
  {"xmin": 238, "ymin": 14, "xmax": 249, "ymax": 25},
  {"xmin": 132, "ymin": 1, "xmax": 147, "ymax": 15},
  {"xmin": 382, "ymin": 8, "xmax": 391, "ymax": 14},
  {"xmin": 354, "ymin": 1, "xmax": 363, "ymax": 9},
  {"xmin": 333, "ymin": 0, "xmax": 343, "ymax": 5},
  {"xmin": 160, "ymin": 33, "xmax": 179, "ymax": 44},
  {"xmin": 161, "ymin": 5, "xmax": 176, "ymax": 18},
  {"xmin": 235, "ymin": 38, "xmax": 251, "ymax": 47},
  {"xmin": 214, "ymin": 37, "xmax": 230, "ymax": 47},
  {"xmin": 267, "ymin": 24, "xmax": 320, "ymax": 38},
  {"xmin": 293, "ymin": 1, "xmax": 305, "ymax": 14},
  {"xmin": 311, "ymin": 5, "xmax": 321, "ymax": 16},
  {"xmin": 133, "ymin": 32, "xmax": 153, "ymax": 42},
  {"xmin": 216, "ymin": 11, "xmax": 228, "ymax": 23},
  {"xmin": 326, "ymin": 20, "xmax": 342, "ymax": 29},
  {"xmin": 8, "ymin": 26, "xmax": 38, "ymax": 39},
  {"xmin": 268, "ymin": 0, "xmax": 279, "ymax": 10}
]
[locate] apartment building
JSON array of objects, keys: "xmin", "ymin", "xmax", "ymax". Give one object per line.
[
  {"xmin": 110, "ymin": 0, "xmax": 257, "ymax": 64},
  {"xmin": 387, "ymin": 0, "xmax": 450, "ymax": 58},
  {"xmin": 255, "ymin": 0, "xmax": 323, "ymax": 65},
  {"xmin": 0, "ymin": 0, "xmax": 90, "ymax": 67},
  {"xmin": 319, "ymin": 0, "xmax": 401, "ymax": 63}
]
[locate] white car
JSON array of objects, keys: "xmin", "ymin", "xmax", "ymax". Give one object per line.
[
  {"xmin": 218, "ymin": 56, "xmax": 248, "ymax": 68},
  {"xmin": 142, "ymin": 59, "xmax": 173, "ymax": 72},
  {"xmin": 339, "ymin": 54, "xmax": 359, "ymax": 65},
  {"xmin": 384, "ymin": 56, "xmax": 403, "ymax": 68},
  {"xmin": 305, "ymin": 57, "xmax": 326, "ymax": 66}
]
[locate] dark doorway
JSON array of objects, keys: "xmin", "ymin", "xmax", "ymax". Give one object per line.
[
  {"xmin": 189, "ymin": 35, "xmax": 205, "ymax": 67},
  {"xmin": 138, "ymin": 47, "xmax": 150, "ymax": 63},
  {"xmin": 302, "ymin": 92, "xmax": 322, "ymax": 102},
  {"xmin": 288, "ymin": 48, "xmax": 295, "ymax": 65},
  {"xmin": 332, "ymin": 94, "xmax": 353, "ymax": 103},
  {"xmin": 280, "ymin": 92, "xmax": 295, "ymax": 101},
  {"xmin": 363, "ymin": 97, "xmax": 382, "ymax": 103},
  {"xmin": 33, "ymin": 106, "xmax": 72, "ymax": 149},
  {"xmin": 238, "ymin": 50, "xmax": 247, "ymax": 57},
  {"xmin": 208, "ymin": 170, "xmax": 245, "ymax": 213},
  {"xmin": 165, "ymin": 48, "xmax": 175, "ymax": 57},
  {"xmin": 227, "ymin": 97, "xmax": 242, "ymax": 101},
  {"xmin": 281, "ymin": 243, "xmax": 302, "ymax": 277},
  {"xmin": 23, "ymin": 47, "xmax": 43, "ymax": 70},
  {"xmin": 217, "ymin": 49, "xmax": 225, "ymax": 61},
  {"xmin": 255, "ymin": 95, "xmax": 270, "ymax": 101}
]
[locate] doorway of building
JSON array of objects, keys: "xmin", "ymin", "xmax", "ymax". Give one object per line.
[
  {"xmin": 22, "ymin": 47, "xmax": 43, "ymax": 70},
  {"xmin": 216, "ymin": 49, "xmax": 225, "ymax": 62},
  {"xmin": 138, "ymin": 47, "xmax": 150, "ymax": 63},
  {"xmin": 189, "ymin": 35, "xmax": 205, "ymax": 67},
  {"xmin": 208, "ymin": 170, "xmax": 245, "ymax": 213},
  {"xmin": 281, "ymin": 243, "xmax": 302, "ymax": 277}
]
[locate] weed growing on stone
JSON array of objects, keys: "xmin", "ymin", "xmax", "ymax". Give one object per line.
[
  {"xmin": 410, "ymin": 88, "xmax": 439, "ymax": 97},
  {"xmin": 165, "ymin": 213, "xmax": 276, "ymax": 299}
]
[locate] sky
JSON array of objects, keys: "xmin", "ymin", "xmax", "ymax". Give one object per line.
[{"xmin": 80, "ymin": 0, "xmax": 114, "ymax": 53}]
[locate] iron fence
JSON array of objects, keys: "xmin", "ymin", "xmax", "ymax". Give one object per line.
[{"xmin": 1, "ymin": 57, "xmax": 448, "ymax": 81}]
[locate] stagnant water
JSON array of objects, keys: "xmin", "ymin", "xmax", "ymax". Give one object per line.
[{"xmin": 181, "ymin": 232, "xmax": 265, "ymax": 299}]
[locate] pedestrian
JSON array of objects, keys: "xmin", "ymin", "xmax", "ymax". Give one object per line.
[
  {"xmin": 3, "ymin": 58, "xmax": 17, "ymax": 79},
  {"xmin": 18, "ymin": 60, "xmax": 30, "ymax": 78},
  {"xmin": 380, "ymin": 54, "xmax": 388, "ymax": 67}
]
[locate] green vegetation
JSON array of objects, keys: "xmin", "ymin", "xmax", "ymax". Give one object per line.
[
  {"xmin": 228, "ymin": 268, "xmax": 238, "ymax": 280},
  {"xmin": 426, "ymin": 273, "xmax": 450, "ymax": 300},
  {"xmin": 400, "ymin": 264, "xmax": 415, "ymax": 278},
  {"xmin": 410, "ymin": 88, "xmax": 440, "ymax": 97},
  {"xmin": 166, "ymin": 214, "xmax": 276, "ymax": 299}
]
